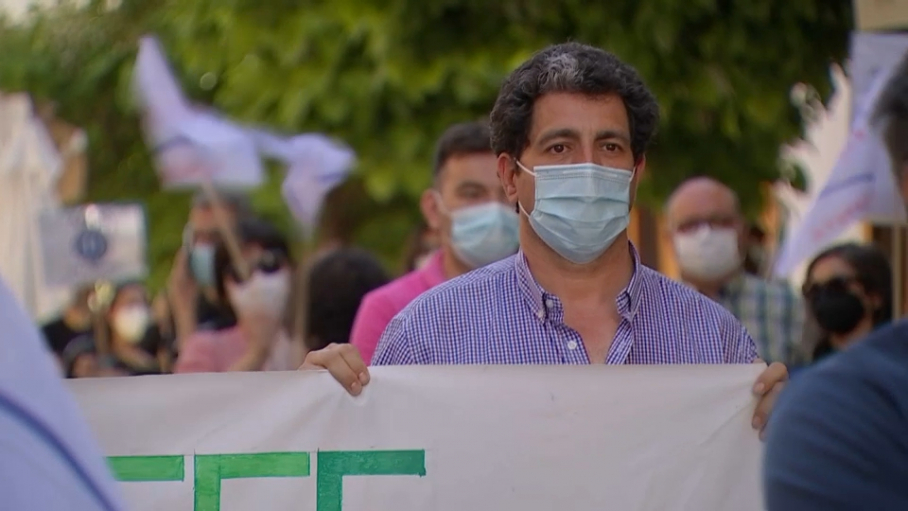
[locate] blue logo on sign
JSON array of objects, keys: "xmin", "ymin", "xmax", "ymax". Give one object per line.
[{"xmin": 74, "ymin": 228, "xmax": 108, "ymax": 264}]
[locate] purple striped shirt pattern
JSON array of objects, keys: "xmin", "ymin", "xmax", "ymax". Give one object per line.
[{"xmin": 372, "ymin": 243, "xmax": 759, "ymax": 366}]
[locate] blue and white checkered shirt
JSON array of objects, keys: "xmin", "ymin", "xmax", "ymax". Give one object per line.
[{"xmin": 373, "ymin": 243, "xmax": 759, "ymax": 365}]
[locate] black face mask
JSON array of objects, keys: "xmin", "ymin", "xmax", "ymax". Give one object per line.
[{"xmin": 808, "ymin": 284, "xmax": 866, "ymax": 334}]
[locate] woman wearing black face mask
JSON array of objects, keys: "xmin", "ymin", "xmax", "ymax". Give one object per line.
[{"xmin": 801, "ymin": 243, "xmax": 893, "ymax": 363}]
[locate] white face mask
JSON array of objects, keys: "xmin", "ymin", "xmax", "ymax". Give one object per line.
[
  {"xmin": 112, "ymin": 306, "xmax": 150, "ymax": 344},
  {"xmin": 673, "ymin": 226, "xmax": 742, "ymax": 282},
  {"xmin": 227, "ymin": 270, "xmax": 291, "ymax": 318}
]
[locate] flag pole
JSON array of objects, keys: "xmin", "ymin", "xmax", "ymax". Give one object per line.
[{"xmin": 200, "ymin": 180, "xmax": 250, "ymax": 282}]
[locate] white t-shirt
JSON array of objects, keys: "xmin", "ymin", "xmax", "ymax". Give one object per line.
[{"xmin": 0, "ymin": 276, "xmax": 125, "ymax": 510}]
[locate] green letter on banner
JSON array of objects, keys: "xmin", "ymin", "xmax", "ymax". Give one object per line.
[
  {"xmin": 316, "ymin": 450, "xmax": 427, "ymax": 511},
  {"xmin": 108, "ymin": 455, "xmax": 185, "ymax": 482},
  {"xmin": 194, "ymin": 452, "xmax": 310, "ymax": 511}
]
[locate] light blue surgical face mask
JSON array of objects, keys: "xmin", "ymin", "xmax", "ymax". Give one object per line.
[
  {"xmin": 516, "ymin": 161, "xmax": 634, "ymax": 265},
  {"xmin": 189, "ymin": 244, "xmax": 216, "ymax": 288},
  {"xmin": 436, "ymin": 194, "xmax": 520, "ymax": 269}
]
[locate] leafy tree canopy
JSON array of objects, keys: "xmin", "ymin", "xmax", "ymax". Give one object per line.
[{"xmin": 0, "ymin": 0, "xmax": 853, "ymax": 287}]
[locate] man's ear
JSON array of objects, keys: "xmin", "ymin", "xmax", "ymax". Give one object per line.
[
  {"xmin": 498, "ymin": 154, "xmax": 519, "ymax": 205},
  {"xmin": 420, "ymin": 189, "xmax": 442, "ymax": 230},
  {"xmin": 633, "ymin": 155, "xmax": 647, "ymax": 181},
  {"xmin": 629, "ymin": 155, "xmax": 646, "ymax": 208}
]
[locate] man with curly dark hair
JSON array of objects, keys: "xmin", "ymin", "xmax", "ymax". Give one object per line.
[{"xmin": 304, "ymin": 42, "xmax": 786, "ymax": 438}]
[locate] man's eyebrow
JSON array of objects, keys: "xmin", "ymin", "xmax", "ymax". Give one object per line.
[
  {"xmin": 456, "ymin": 180, "xmax": 487, "ymax": 190},
  {"xmin": 595, "ymin": 130, "xmax": 631, "ymax": 144},
  {"xmin": 535, "ymin": 128, "xmax": 580, "ymax": 147},
  {"xmin": 534, "ymin": 128, "xmax": 631, "ymax": 146}
]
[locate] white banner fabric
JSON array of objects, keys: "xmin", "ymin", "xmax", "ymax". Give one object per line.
[{"xmin": 70, "ymin": 365, "xmax": 764, "ymax": 511}]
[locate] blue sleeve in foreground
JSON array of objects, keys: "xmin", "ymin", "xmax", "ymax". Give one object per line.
[{"xmin": 763, "ymin": 327, "xmax": 908, "ymax": 511}]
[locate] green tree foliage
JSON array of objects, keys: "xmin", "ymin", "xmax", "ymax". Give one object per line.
[{"xmin": 0, "ymin": 0, "xmax": 853, "ymax": 287}]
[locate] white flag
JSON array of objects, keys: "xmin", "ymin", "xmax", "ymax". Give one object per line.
[
  {"xmin": 279, "ymin": 134, "xmax": 355, "ymax": 232},
  {"xmin": 133, "ymin": 36, "xmax": 264, "ymax": 189},
  {"xmin": 773, "ymin": 64, "xmax": 906, "ymax": 278},
  {"xmin": 132, "ymin": 35, "xmax": 356, "ymax": 221}
]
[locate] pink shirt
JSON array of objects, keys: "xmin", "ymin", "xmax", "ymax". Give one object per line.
[
  {"xmin": 350, "ymin": 251, "xmax": 446, "ymax": 364},
  {"xmin": 175, "ymin": 326, "xmax": 298, "ymax": 373}
]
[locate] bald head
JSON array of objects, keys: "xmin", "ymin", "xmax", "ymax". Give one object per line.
[
  {"xmin": 665, "ymin": 178, "xmax": 746, "ymax": 285},
  {"xmin": 665, "ymin": 177, "xmax": 741, "ymax": 232}
]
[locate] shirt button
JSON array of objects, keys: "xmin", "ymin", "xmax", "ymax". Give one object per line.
[
  {"xmin": 567, "ymin": 340, "xmax": 578, "ymax": 350},
  {"xmin": 536, "ymin": 310, "xmax": 545, "ymax": 319},
  {"xmin": 545, "ymin": 299, "xmax": 554, "ymax": 308}
]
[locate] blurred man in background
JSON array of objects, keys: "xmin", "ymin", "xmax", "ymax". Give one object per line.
[
  {"xmin": 166, "ymin": 190, "xmax": 252, "ymax": 353},
  {"xmin": 763, "ymin": 54, "xmax": 908, "ymax": 509},
  {"xmin": 665, "ymin": 177, "xmax": 804, "ymax": 365},
  {"xmin": 349, "ymin": 121, "xmax": 519, "ymax": 364}
]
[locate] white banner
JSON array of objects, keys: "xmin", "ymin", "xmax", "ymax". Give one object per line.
[
  {"xmin": 70, "ymin": 365, "xmax": 764, "ymax": 511},
  {"xmin": 39, "ymin": 203, "xmax": 148, "ymax": 288}
]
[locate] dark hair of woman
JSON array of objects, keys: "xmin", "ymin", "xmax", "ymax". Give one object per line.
[
  {"xmin": 803, "ymin": 243, "xmax": 893, "ymax": 361},
  {"xmin": 305, "ymin": 247, "xmax": 389, "ymax": 351}
]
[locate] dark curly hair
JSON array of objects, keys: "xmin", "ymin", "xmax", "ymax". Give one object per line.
[{"xmin": 489, "ymin": 42, "xmax": 659, "ymax": 162}]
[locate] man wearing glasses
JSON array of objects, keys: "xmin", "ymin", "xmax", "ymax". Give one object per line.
[{"xmin": 664, "ymin": 177, "xmax": 805, "ymax": 366}]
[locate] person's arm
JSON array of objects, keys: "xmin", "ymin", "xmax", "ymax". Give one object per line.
[
  {"xmin": 166, "ymin": 249, "xmax": 199, "ymax": 351},
  {"xmin": 371, "ymin": 313, "xmax": 417, "ymax": 366},
  {"xmin": 225, "ymin": 344, "xmax": 270, "ymax": 372},
  {"xmin": 764, "ymin": 363, "xmax": 908, "ymax": 510},
  {"xmin": 172, "ymin": 333, "xmax": 216, "ymax": 373},
  {"xmin": 349, "ymin": 293, "xmax": 398, "ymax": 366},
  {"xmin": 168, "ymin": 291, "xmax": 198, "ymax": 353},
  {"xmin": 156, "ymin": 346, "xmax": 173, "ymax": 374}
]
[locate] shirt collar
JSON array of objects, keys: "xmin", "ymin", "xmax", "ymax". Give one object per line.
[
  {"xmin": 514, "ymin": 241, "xmax": 645, "ymax": 323},
  {"xmin": 419, "ymin": 250, "xmax": 447, "ymax": 288}
]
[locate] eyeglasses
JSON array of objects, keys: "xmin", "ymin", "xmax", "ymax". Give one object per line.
[
  {"xmin": 226, "ymin": 249, "xmax": 287, "ymax": 282},
  {"xmin": 802, "ymin": 275, "xmax": 857, "ymax": 298},
  {"xmin": 673, "ymin": 215, "xmax": 738, "ymax": 234}
]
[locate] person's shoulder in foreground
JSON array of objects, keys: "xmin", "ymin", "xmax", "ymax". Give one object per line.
[
  {"xmin": 763, "ymin": 320, "xmax": 908, "ymax": 510},
  {"xmin": 350, "ymin": 251, "xmax": 445, "ymax": 364},
  {"xmin": 0, "ymin": 278, "xmax": 125, "ymax": 510},
  {"xmin": 372, "ymin": 246, "xmax": 756, "ymax": 365}
]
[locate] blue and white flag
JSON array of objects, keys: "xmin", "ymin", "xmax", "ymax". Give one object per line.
[{"xmin": 773, "ymin": 63, "xmax": 906, "ymax": 278}]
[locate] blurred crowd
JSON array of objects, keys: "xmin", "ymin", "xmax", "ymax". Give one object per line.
[{"xmin": 36, "ymin": 120, "xmax": 895, "ymax": 379}]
